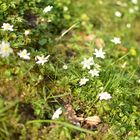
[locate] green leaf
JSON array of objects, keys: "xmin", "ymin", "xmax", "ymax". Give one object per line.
[{"xmin": 38, "ymin": 38, "xmax": 47, "ymax": 46}]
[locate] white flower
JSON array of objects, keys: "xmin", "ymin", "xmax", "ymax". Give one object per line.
[
  {"xmin": 115, "ymin": 11, "xmax": 122, "ymax": 17},
  {"xmin": 138, "ymin": 79, "xmax": 140, "ymax": 83},
  {"xmin": 36, "ymin": 55, "xmax": 50, "ymax": 65},
  {"xmin": 52, "ymin": 107, "xmax": 62, "ymax": 120},
  {"xmin": 131, "ymin": 0, "xmax": 138, "ymax": 4},
  {"xmin": 99, "ymin": 92, "xmax": 112, "ymax": 100},
  {"xmin": 41, "ymin": 18, "xmax": 45, "ymax": 22},
  {"xmin": 17, "ymin": 49, "xmax": 30, "ymax": 60},
  {"xmin": 99, "ymin": 0, "xmax": 103, "ymax": 4},
  {"xmin": 126, "ymin": 23, "xmax": 131, "ymax": 28},
  {"xmin": 116, "ymin": 1, "xmax": 127, "ymax": 7},
  {"xmin": 43, "ymin": 5, "xmax": 53, "ymax": 13},
  {"xmin": 73, "ymin": 122, "xmax": 81, "ymax": 126},
  {"xmin": 111, "ymin": 37, "xmax": 121, "ymax": 44},
  {"xmin": 94, "ymin": 48, "xmax": 105, "ymax": 59},
  {"xmin": 0, "ymin": 41, "xmax": 13, "ymax": 57},
  {"xmin": 63, "ymin": 6, "xmax": 68, "ymax": 11},
  {"xmin": 47, "ymin": 19, "xmax": 52, "ymax": 23},
  {"xmin": 81, "ymin": 57, "xmax": 94, "ymax": 69},
  {"xmin": 1, "ymin": 23, "xmax": 14, "ymax": 31},
  {"xmin": 121, "ymin": 62, "xmax": 127, "ymax": 68},
  {"xmin": 129, "ymin": 8, "xmax": 135, "ymax": 13},
  {"xmin": 88, "ymin": 69, "xmax": 100, "ymax": 77},
  {"xmin": 63, "ymin": 64, "xmax": 68, "ymax": 69},
  {"xmin": 24, "ymin": 30, "xmax": 30, "ymax": 36},
  {"xmin": 79, "ymin": 77, "xmax": 89, "ymax": 86}
]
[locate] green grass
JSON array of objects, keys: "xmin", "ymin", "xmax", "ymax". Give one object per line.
[{"xmin": 0, "ymin": 0, "xmax": 140, "ymax": 140}]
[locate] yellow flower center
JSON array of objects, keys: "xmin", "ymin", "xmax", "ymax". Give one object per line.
[
  {"xmin": 21, "ymin": 51, "xmax": 27, "ymax": 57},
  {"xmin": 5, "ymin": 25, "xmax": 11, "ymax": 29},
  {"xmin": 2, "ymin": 46, "xmax": 10, "ymax": 53}
]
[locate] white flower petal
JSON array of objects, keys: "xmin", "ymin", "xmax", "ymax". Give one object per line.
[
  {"xmin": 131, "ymin": 0, "xmax": 138, "ymax": 4},
  {"xmin": 52, "ymin": 107, "xmax": 62, "ymax": 120},
  {"xmin": 0, "ymin": 41, "xmax": 13, "ymax": 57},
  {"xmin": 88, "ymin": 69, "xmax": 100, "ymax": 77},
  {"xmin": 99, "ymin": 92, "xmax": 112, "ymax": 100},
  {"xmin": 81, "ymin": 57, "xmax": 94, "ymax": 69},
  {"xmin": 63, "ymin": 64, "xmax": 68, "ymax": 69},
  {"xmin": 115, "ymin": 11, "xmax": 122, "ymax": 17},
  {"xmin": 79, "ymin": 77, "xmax": 89, "ymax": 86},
  {"xmin": 94, "ymin": 48, "xmax": 105, "ymax": 59},
  {"xmin": 111, "ymin": 37, "xmax": 121, "ymax": 44},
  {"xmin": 35, "ymin": 55, "xmax": 50, "ymax": 65},
  {"xmin": 17, "ymin": 49, "xmax": 30, "ymax": 60},
  {"xmin": 43, "ymin": 5, "xmax": 53, "ymax": 13},
  {"xmin": 1, "ymin": 23, "xmax": 14, "ymax": 31}
]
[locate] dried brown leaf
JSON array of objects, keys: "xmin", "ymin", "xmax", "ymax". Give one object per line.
[
  {"xmin": 116, "ymin": 45, "xmax": 128, "ymax": 52},
  {"xmin": 85, "ymin": 116, "xmax": 101, "ymax": 126},
  {"xmin": 84, "ymin": 34, "xmax": 95, "ymax": 41},
  {"xmin": 95, "ymin": 38, "xmax": 105, "ymax": 48},
  {"xmin": 64, "ymin": 103, "xmax": 101, "ymax": 127}
]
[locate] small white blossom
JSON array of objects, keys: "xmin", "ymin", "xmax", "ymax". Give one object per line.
[
  {"xmin": 88, "ymin": 69, "xmax": 100, "ymax": 77},
  {"xmin": 63, "ymin": 64, "xmax": 68, "ymax": 69},
  {"xmin": 73, "ymin": 122, "xmax": 81, "ymax": 126},
  {"xmin": 116, "ymin": 1, "xmax": 127, "ymax": 7},
  {"xmin": 126, "ymin": 23, "xmax": 131, "ymax": 28},
  {"xmin": 41, "ymin": 18, "xmax": 45, "ymax": 22},
  {"xmin": 129, "ymin": 8, "xmax": 135, "ymax": 13},
  {"xmin": 17, "ymin": 49, "xmax": 30, "ymax": 60},
  {"xmin": 0, "ymin": 41, "xmax": 13, "ymax": 57},
  {"xmin": 79, "ymin": 77, "xmax": 89, "ymax": 86},
  {"xmin": 94, "ymin": 48, "xmax": 105, "ymax": 59},
  {"xmin": 131, "ymin": 0, "xmax": 138, "ymax": 4},
  {"xmin": 43, "ymin": 5, "xmax": 53, "ymax": 13},
  {"xmin": 99, "ymin": 92, "xmax": 112, "ymax": 100},
  {"xmin": 81, "ymin": 57, "xmax": 94, "ymax": 69},
  {"xmin": 47, "ymin": 19, "xmax": 52, "ymax": 22},
  {"xmin": 99, "ymin": 0, "xmax": 103, "ymax": 4},
  {"xmin": 52, "ymin": 107, "xmax": 62, "ymax": 120},
  {"xmin": 111, "ymin": 37, "xmax": 121, "ymax": 44},
  {"xmin": 115, "ymin": 11, "xmax": 122, "ymax": 17},
  {"xmin": 121, "ymin": 62, "xmax": 127, "ymax": 68},
  {"xmin": 1, "ymin": 23, "xmax": 14, "ymax": 31},
  {"xmin": 63, "ymin": 6, "xmax": 68, "ymax": 11},
  {"xmin": 138, "ymin": 79, "xmax": 140, "ymax": 83},
  {"xmin": 24, "ymin": 30, "xmax": 30, "ymax": 36},
  {"xmin": 36, "ymin": 55, "xmax": 50, "ymax": 65}
]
